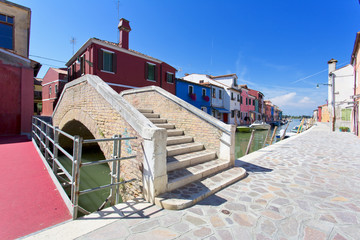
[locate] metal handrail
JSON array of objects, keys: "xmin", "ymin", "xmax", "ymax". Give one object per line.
[{"xmin": 31, "ymin": 116, "xmax": 137, "ymax": 219}]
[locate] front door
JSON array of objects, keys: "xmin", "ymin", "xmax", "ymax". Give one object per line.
[{"xmin": 223, "ymin": 113, "xmax": 228, "ymax": 123}]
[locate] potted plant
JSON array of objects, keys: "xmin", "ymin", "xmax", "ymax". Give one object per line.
[
  {"xmin": 339, "ymin": 127, "xmax": 350, "ymax": 132},
  {"xmin": 189, "ymin": 93, "xmax": 196, "ymax": 101},
  {"xmin": 203, "ymin": 95, "xmax": 210, "ymax": 102}
]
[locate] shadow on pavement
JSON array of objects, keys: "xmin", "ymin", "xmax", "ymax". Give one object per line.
[{"xmin": 235, "ymin": 159, "xmax": 273, "ymax": 173}]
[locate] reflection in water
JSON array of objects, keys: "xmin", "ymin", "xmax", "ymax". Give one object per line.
[
  {"xmin": 58, "ymin": 149, "xmax": 113, "ymax": 214},
  {"xmin": 235, "ymin": 119, "xmax": 301, "ymax": 158}
]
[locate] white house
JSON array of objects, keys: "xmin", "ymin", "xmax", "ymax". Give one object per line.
[{"xmin": 327, "ymin": 59, "xmax": 354, "ymax": 130}]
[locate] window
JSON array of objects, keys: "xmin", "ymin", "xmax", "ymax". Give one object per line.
[
  {"xmin": 253, "ymin": 99, "xmax": 255, "ymax": 106},
  {"xmin": 219, "ymin": 89, "xmax": 222, "ymax": 99},
  {"xmin": 188, "ymin": 85, "xmax": 194, "ymax": 95},
  {"xmin": 202, "ymin": 89, "xmax": 206, "ymax": 97},
  {"xmin": 80, "ymin": 55, "xmax": 85, "ymax": 75},
  {"xmin": 246, "ymin": 98, "xmax": 248, "ymax": 105},
  {"xmin": 0, "ymin": 14, "xmax": 14, "ymax": 50},
  {"xmin": 72, "ymin": 64, "xmax": 76, "ymax": 79},
  {"xmin": 212, "ymin": 110, "xmax": 216, "ymax": 117},
  {"xmin": 231, "ymin": 92, "xmax": 234, "ymax": 100},
  {"xmin": 201, "ymin": 107, "xmax": 207, "ymax": 112},
  {"xmin": 166, "ymin": 72, "xmax": 174, "ymax": 83},
  {"xmin": 237, "ymin": 111, "xmax": 240, "ymax": 118},
  {"xmin": 98, "ymin": 49, "xmax": 116, "ymax": 73},
  {"xmin": 55, "ymin": 85, "xmax": 58, "ymax": 94},
  {"xmin": 240, "ymin": 96, "xmax": 243, "ymax": 104},
  {"xmin": 237, "ymin": 94, "xmax": 240, "ymax": 102},
  {"xmin": 49, "ymin": 86, "xmax": 52, "ymax": 96},
  {"xmin": 231, "ymin": 110, "xmax": 235, "ymax": 118},
  {"xmin": 146, "ymin": 63, "xmax": 156, "ymax": 81},
  {"xmin": 341, "ymin": 109, "xmax": 351, "ymax": 121},
  {"xmin": 212, "ymin": 88, "xmax": 216, "ymax": 98}
]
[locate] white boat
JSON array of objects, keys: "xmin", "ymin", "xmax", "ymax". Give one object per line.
[
  {"xmin": 250, "ymin": 121, "xmax": 271, "ymax": 130},
  {"xmin": 277, "ymin": 129, "xmax": 297, "ymax": 139}
]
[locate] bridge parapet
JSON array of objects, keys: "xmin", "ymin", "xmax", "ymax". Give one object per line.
[
  {"xmin": 52, "ymin": 75, "xmax": 167, "ymax": 203},
  {"xmin": 121, "ymin": 86, "xmax": 236, "ymax": 165}
]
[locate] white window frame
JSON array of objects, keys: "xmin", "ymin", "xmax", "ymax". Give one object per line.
[
  {"xmin": 101, "ymin": 48, "xmax": 115, "ymax": 74},
  {"xmin": 166, "ymin": 72, "xmax": 174, "ymax": 84},
  {"xmin": 188, "ymin": 85, "xmax": 194, "ymax": 95}
]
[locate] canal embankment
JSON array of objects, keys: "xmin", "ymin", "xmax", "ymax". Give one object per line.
[{"xmin": 23, "ymin": 122, "xmax": 360, "ymax": 239}]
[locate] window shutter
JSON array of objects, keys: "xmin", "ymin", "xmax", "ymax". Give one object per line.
[
  {"xmin": 145, "ymin": 62, "xmax": 148, "ymax": 79},
  {"xmin": 112, "ymin": 53, "xmax": 117, "ymax": 73},
  {"xmin": 98, "ymin": 48, "xmax": 103, "ymax": 70},
  {"xmin": 154, "ymin": 65, "xmax": 158, "ymax": 82}
]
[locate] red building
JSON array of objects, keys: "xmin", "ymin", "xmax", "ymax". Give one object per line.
[
  {"xmin": 66, "ymin": 19, "xmax": 176, "ymax": 94},
  {"xmin": 0, "ymin": 48, "xmax": 41, "ymax": 135},
  {"xmin": 41, "ymin": 68, "xmax": 68, "ymax": 116}
]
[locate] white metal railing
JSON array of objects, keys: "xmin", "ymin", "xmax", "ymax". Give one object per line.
[{"xmin": 32, "ymin": 116, "xmax": 137, "ymax": 219}]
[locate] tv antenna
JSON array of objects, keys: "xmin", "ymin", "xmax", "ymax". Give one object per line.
[{"xmin": 70, "ymin": 37, "xmax": 76, "ymax": 55}]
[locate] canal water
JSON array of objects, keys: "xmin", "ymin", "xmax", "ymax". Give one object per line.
[
  {"xmin": 58, "ymin": 148, "xmax": 113, "ymax": 215},
  {"xmin": 235, "ymin": 119, "xmax": 301, "ymax": 158}
]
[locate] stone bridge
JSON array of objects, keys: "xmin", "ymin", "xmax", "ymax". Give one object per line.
[{"xmin": 53, "ymin": 74, "xmax": 245, "ymax": 209}]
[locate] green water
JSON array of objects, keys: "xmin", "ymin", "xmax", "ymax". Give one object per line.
[
  {"xmin": 235, "ymin": 119, "xmax": 301, "ymax": 158},
  {"xmin": 58, "ymin": 149, "xmax": 113, "ymax": 214}
]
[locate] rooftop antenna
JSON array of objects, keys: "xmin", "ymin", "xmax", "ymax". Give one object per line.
[
  {"xmin": 117, "ymin": 0, "xmax": 120, "ymax": 43},
  {"xmin": 70, "ymin": 37, "xmax": 76, "ymax": 55}
]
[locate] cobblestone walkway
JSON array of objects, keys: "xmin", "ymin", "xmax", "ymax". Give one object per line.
[{"xmin": 25, "ymin": 123, "xmax": 360, "ymax": 240}]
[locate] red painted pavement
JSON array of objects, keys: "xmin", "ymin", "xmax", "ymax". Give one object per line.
[{"xmin": 0, "ymin": 135, "xmax": 71, "ymax": 240}]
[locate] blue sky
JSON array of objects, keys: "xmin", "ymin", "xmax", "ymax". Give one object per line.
[{"xmin": 11, "ymin": 0, "xmax": 360, "ymax": 115}]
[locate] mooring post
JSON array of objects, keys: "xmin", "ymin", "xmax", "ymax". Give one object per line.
[
  {"xmin": 280, "ymin": 121, "xmax": 291, "ymax": 140},
  {"xmin": 269, "ymin": 126, "xmax": 278, "ymax": 145},
  {"xmin": 262, "ymin": 127, "xmax": 271, "ymax": 148},
  {"xmin": 245, "ymin": 129, "xmax": 255, "ymax": 155}
]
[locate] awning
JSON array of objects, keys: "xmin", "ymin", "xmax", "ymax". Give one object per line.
[{"xmin": 212, "ymin": 107, "xmax": 230, "ymax": 113}]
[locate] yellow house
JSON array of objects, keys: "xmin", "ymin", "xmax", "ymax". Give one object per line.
[{"xmin": 321, "ymin": 104, "xmax": 330, "ymax": 122}]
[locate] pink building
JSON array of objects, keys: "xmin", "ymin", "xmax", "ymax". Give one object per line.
[
  {"xmin": 66, "ymin": 19, "xmax": 176, "ymax": 95},
  {"xmin": 41, "ymin": 68, "xmax": 68, "ymax": 116},
  {"xmin": 264, "ymin": 100, "xmax": 273, "ymax": 122}
]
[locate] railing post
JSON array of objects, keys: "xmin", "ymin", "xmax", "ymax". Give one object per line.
[
  {"xmin": 110, "ymin": 134, "xmax": 119, "ymax": 205},
  {"xmin": 53, "ymin": 127, "xmax": 59, "ymax": 174},
  {"xmin": 40, "ymin": 121, "xmax": 44, "ymax": 153},
  {"xmin": 116, "ymin": 134, "xmax": 121, "ymax": 204},
  {"xmin": 71, "ymin": 135, "xmax": 82, "ymax": 219},
  {"xmin": 45, "ymin": 123, "xmax": 50, "ymax": 161}
]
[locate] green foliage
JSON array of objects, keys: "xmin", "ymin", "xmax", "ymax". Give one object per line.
[{"xmin": 339, "ymin": 127, "xmax": 350, "ymax": 132}]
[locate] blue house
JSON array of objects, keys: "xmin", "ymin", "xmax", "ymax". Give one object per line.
[{"xmin": 176, "ymin": 79, "xmax": 211, "ymax": 114}]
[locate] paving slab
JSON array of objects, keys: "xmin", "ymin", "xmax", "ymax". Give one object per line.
[{"xmin": 23, "ymin": 123, "xmax": 360, "ymax": 239}]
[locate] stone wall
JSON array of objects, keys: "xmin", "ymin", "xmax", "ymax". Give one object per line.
[
  {"xmin": 53, "ymin": 79, "xmax": 145, "ymax": 201},
  {"xmin": 121, "ymin": 86, "xmax": 235, "ymax": 163}
]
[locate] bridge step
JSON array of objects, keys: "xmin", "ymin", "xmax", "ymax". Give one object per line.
[
  {"xmin": 166, "ymin": 129, "xmax": 184, "ymax": 137},
  {"xmin": 167, "ymin": 142, "xmax": 204, "ymax": 157},
  {"xmin": 166, "ymin": 136, "xmax": 193, "ymax": 146},
  {"xmin": 155, "ymin": 167, "xmax": 247, "ymax": 210},
  {"xmin": 149, "ymin": 118, "xmax": 167, "ymax": 124},
  {"xmin": 155, "ymin": 123, "xmax": 175, "ymax": 129},
  {"xmin": 143, "ymin": 113, "xmax": 160, "ymax": 118},
  {"xmin": 167, "ymin": 158, "xmax": 229, "ymax": 192},
  {"xmin": 138, "ymin": 109, "xmax": 153, "ymax": 113},
  {"xmin": 167, "ymin": 150, "xmax": 217, "ymax": 172}
]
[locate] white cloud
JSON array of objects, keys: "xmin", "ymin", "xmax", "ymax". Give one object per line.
[{"xmin": 270, "ymin": 92, "xmax": 297, "ymax": 107}]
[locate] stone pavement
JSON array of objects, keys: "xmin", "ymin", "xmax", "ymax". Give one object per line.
[{"xmin": 23, "ymin": 123, "xmax": 360, "ymax": 240}]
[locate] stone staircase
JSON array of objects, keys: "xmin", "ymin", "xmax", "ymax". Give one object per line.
[{"xmin": 138, "ymin": 109, "xmax": 247, "ymax": 210}]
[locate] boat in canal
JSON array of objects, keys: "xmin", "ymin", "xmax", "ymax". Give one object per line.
[
  {"xmin": 250, "ymin": 121, "xmax": 271, "ymax": 130},
  {"xmin": 236, "ymin": 126, "xmax": 253, "ymax": 133}
]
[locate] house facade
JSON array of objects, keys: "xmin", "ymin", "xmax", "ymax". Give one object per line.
[
  {"xmin": 41, "ymin": 68, "xmax": 68, "ymax": 116},
  {"xmin": 66, "ymin": 19, "xmax": 176, "ymax": 95},
  {"xmin": 327, "ymin": 59, "xmax": 354, "ymax": 131},
  {"xmin": 351, "ymin": 31, "xmax": 360, "ymax": 137},
  {"xmin": 176, "ymin": 79, "xmax": 211, "ymax": 114},
  {"xmin": 0, "ymin": 1, "xmax": 41, "ymax": 136},
  {"xmin": 34, "ymin": 77, "xmax": 42, "ymax": 115},
  {"xmin": 0, "ymin": 0, "xmax": 31, "ymax": 58},
  {"xmin": 248, "ymin": 89, "xmax": 265, "ymax": 121}
]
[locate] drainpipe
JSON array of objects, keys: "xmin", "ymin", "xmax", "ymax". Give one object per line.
[
  {"xmin": 353, "ymin": 55, "xmax": 358, "ymax": 135},
  {"xmin": 330, "ymin": 73, "xmax": 336, "ymax": 132}
]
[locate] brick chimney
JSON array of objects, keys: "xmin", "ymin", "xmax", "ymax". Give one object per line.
[{"xmin": 118, "ymin": 18, "xmax": 131, "ymax": 49}]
